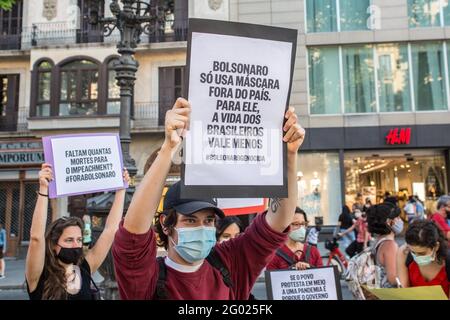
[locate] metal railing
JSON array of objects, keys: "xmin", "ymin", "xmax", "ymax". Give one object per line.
[
  {"xmin": 0, "ymin": 34, "xmax": 21, "ymax": 50},
  {"xmin": 133, "ymin": 101, "xmax": 160, "ymax": 129},
  {"xmin": 0, "ymin": 106, "xmax": 28, "ymax": 132},
  {"xmin": 17, "ymin": 18, "xmax": 188, "ymax": 49}
]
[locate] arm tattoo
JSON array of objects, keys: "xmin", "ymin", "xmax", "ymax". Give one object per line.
[{"xmin": 270, "ymin": 198, "xmax": 282, "ymax": 213}]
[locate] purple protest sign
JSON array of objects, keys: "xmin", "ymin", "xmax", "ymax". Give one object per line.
[{"xmin": 42, "ymin": 133, "xmax": 127, "ymax": 199}]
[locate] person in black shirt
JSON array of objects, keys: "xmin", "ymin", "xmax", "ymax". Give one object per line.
[
  {"xmin": 25, "ymin": 163, "xmax": 129, "ymax": 300},
  {"xmin": 337, "ymin": 205, "xmax": 355, "ymax": 254}
]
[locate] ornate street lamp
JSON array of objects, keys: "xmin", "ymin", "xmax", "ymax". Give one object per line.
[
  {"xmin": 89, "ymin": 0, "xmax": 167, "ymax": 176},
  {"xmin": 87, "ymin": 0, "xmax": 167, "ymax": 299}
]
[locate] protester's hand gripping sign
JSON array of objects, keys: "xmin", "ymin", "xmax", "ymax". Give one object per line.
[
  {"xmin": 265, "ymin": 266, "xmax": 342, "ymax": 300},
  {"xmin": 181, "ymin": 19, "xmax": 297, "ymax": 198},
  {"xmin": 42, "ymin": 133, "xmax": 127, "ymax": 198}
]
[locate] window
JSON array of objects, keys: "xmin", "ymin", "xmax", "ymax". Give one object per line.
[
  {"xmin": 308, "ymin": 47, "xmax": 341, "ymax": 114},
  {"xmin": 36, "ymin": 61, "xmax": 52, "ymax": 117},
  {"xmin": 107, "ymin": 59, "xmax": 120, "ymax": 114},
  {"xmin": 297, "ymin": 153, "xmax": 342, "ymax": 225},
  {"xmin": 408, "ymin": 0, "xmax": 441, "ymax": 27},
  {"xmin": 339, "ymin": 0, "xmax": 371, "ymax": 31},
  {"xmin": 0, "ymin": 0, "xmax": 23, "ymax": 50},
  {"xmin": 158, "ymin": 66, "xmax": 186, "ymax": 125},
  {"xmin": 59, "ymin": 60, "xmax": 99, "ymax": 116},
  {"xmin": 342, "ymin": 45, "xmax": 376, "ymax": 113},
  {"xmin": 305, "ymin": 0, "xmax": 370, "ymax": 33},
  {"xmin": 411, "ymin": 42, "xmax": 447, "ymax": 111},
  {"xmin": 0, "ymin": 74, "xmax": 19, "ymax": 131},
  {"xmin": 306, "ymin": 0, "xmax": 337, "ymax": 33},
  {"xmin": 376, "ymin": 44, "xmax": 412, "ymax": 112},
  {"xmin": 444, "ymin": 0, "xmax": 450, "ymax": 25}
]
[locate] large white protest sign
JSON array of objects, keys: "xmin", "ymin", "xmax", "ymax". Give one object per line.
[
  {"xmin": 181, "ymin": 19, "xmax": 297, "ymax": 198},
  {"xmin": 265, "ymin": 266, "xmax": 342, "ymax": 300},
  {"xmin": 43, "ymin": 133, "xmax": 126, "ymax": 198}
]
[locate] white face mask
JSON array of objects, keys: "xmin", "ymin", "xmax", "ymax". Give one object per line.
[
  {"xmin": 391, "ymin": 219, "xmax": 404, "ymax": 235},
  {"xmin": 289, "ymin": 226, "xmax": 307, "ymax": 243}
]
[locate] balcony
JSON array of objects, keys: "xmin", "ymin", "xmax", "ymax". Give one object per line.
[
  {"xmin": 25, "ymin": 102, "xmax": 162, "ymax": 132},
  {"xmin": 0, "ymin": 106, "xmax": 28, "ymax": 134},
  {"xmin": 19, "ymin": 19, "xmax": 188, "ymax": 49},
  {"xmin": 0, "ymin": 34, "xmax": 21, "ymax": 50},
  {"xmin": 132, "ymin": 102, "xmax": 161, "ymax": 132}
]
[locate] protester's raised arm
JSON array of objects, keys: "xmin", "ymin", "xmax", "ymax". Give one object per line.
[
  {"xmin": 25, "ymin": 163, "xmax": 52, "ymax": 291},
  {"xmin": 123, "ymin": 98, "xmax": 191, "ymax": 234},
  {"xmin": 86, "ymin": 169, "xmax": 130, "ymax": 273},
  {"xmin": 265, "ymin": 107, "xmax": 305, "ymax": 233}
]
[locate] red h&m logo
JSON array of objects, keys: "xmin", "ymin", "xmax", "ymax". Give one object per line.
[{"xmin": 386, "ymin": 128, "xmax": 411, "ymax": 145}]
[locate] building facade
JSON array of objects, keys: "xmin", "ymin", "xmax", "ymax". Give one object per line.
[{"xmin": 0, "ymin": 0, "xmax": 449, "ymax": 255}]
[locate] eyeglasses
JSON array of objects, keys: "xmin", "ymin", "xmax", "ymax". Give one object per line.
[{"xmin": 291, "ymin": 222, "xmax": 307, "ymax": 228}]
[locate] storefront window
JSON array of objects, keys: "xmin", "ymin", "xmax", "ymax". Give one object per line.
[
  {"xmin": 411, "ymin": 42, "xmax": 447, "ymax": 111},
  {"xmin": 345, "ymin": 150, "xmax": 448, "ymax": 215},
  {"xmin": 342, "ymin": 45, "xmax": 376, "ymax": 113},
  {"xmin": 306, "ymin": 0, "xmax": 337, "ymax": 33},
  {"xmin": 376, "ymin": 44, "xmax": 412, "ymax": 112},
  {"xmin": 297, "ymin": 153, "xmax": 342, "ymax": 225},
  {"xmin": 408, "ymin": 0, "xmax": 441, "ymax": 27},
  {"xmin": 340, "ymin": 0, "xmax": 370, "ymax": 31},
  {"xmin": 444, "ymin": 0, "xmax": 450, "ymax": 25},
  {"xmin": 308, "ymin": 47, "xmax": 341, "ymax": 114}
]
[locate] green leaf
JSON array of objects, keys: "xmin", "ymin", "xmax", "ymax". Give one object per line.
[{"xmin": 0, "ymin": 0, "xmax": 16, "ymax": 11}]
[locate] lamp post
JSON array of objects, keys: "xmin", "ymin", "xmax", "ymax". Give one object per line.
[
  {"xmin": 89, "ymin": 0, "xmax": 166, "ymax": 177},
  {"xmin": 86, "ymin": 0, "xmax": 166, "ymax": 299}
]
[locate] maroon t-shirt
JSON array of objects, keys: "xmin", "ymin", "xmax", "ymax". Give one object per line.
[
  {"xmin": 266, "ymin": 243, "xmax": 323, "ymax": 270},
  {"xmin": 112, "ymin": 212, "xmax": 287, "ymax": 300}
]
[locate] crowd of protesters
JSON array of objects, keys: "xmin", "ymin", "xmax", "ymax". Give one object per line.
[{"xmin": 18, "ymin": 96, "xmax": 450, "ymax": 300}]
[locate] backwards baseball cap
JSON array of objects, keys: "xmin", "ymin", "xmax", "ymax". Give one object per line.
[{"xmin": 163, "ymin": 181, "xmax": 225, "ymax": 218}]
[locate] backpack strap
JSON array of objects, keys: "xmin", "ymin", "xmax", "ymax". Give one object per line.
[
  {"xmin": 304, "ymin": 244, "xmax": 312, "ymax": 265},
  {"xmin": 154, "ymin": 248, "xmax": 238, "ymax": 299},
  {"xmin": 206, "ymin": 247, "xmax": 233, "ymax": 288},
  {"xmin": 275, "ymin": 248, "xmax": 296, "ymax": 268},
  {"xmin": 371, "ymin": 238, "xmax": 391, "ymax": 264},
  {"xmin": 155, "ymin": 256, "xmax": 169, "ymax": 300}
]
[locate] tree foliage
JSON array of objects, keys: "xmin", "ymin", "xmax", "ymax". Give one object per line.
[{"xmin": 0, "ymin": 0, "xmax": 16, "ymax": 11}]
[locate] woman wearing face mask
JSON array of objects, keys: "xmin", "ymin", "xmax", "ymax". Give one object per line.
[
  {"xmin": 25, "ymin": 163, "xmax": 130, "ymax": 300},
  {"xmin": 339, "ymin": 210, "xmax": 371, "ymax": 258},
  {"xmin": 216, "ymin": 217, "xmax": 243, "ymax": 243},
  {"xmin": 397, "ymin": 220, "xmax": 450, "ymax": 298},
  {"xmin": 366, "ymin": 203, "xmax": 403, "ymax": 288},
  {"xmin": 267, "ymin": 207, "xmax": 323, "ymax": 271}
]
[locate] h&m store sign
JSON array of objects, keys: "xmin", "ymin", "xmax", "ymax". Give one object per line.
[
  {"xmin": 385, "ymin": 127, "xmax": 411, "ymax": 145},
  {"xmin": 0, "ymin": 140, "xmax": 44, "ymax": 165}
]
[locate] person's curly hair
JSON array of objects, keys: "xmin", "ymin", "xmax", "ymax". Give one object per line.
[
  {"xmin": 367, "ymin": 203, "xmax": 400, "ymax": 235},
  {"xmin": 154, "ymin": 209, "xmax": 178, "ymax": 250},
  {"xmin": 405, "ymin": 220, "xmax": 448, "ymax": 263}
]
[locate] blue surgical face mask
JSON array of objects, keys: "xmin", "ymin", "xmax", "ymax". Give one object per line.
[
  {"xmin": 289, "ymin": 226, "xmax": 307, "ymax": 243},
  {"xmin": 171, "ymin": 226, "xmax": 216, "ymax": 263},
  {"xmin": 391, "ymin": 219, "xmax": 404, "ymax": 235},
  {"xmin": 411, "ymin": 249, "xmax": 436, "ymax": 266}
]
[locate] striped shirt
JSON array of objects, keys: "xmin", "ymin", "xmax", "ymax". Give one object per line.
[{"xmin": 307, "ymin": 227, "xmax": 319, "ymax": 245}]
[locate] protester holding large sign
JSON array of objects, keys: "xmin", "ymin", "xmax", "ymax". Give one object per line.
[
  {"xmin": 182, "ymin": 19, "xmax": 297, "ymax": 198},
  {"xmin": 267, "ymin": 207, "xmax": 323, "ymax": 271},
  {"xmin": 25, "ymin": 163, "xmax": 130, "ymax": 300},
  {"xmin": 111, "ymin": 92, "xmax": 305, "ymax": 299}
]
